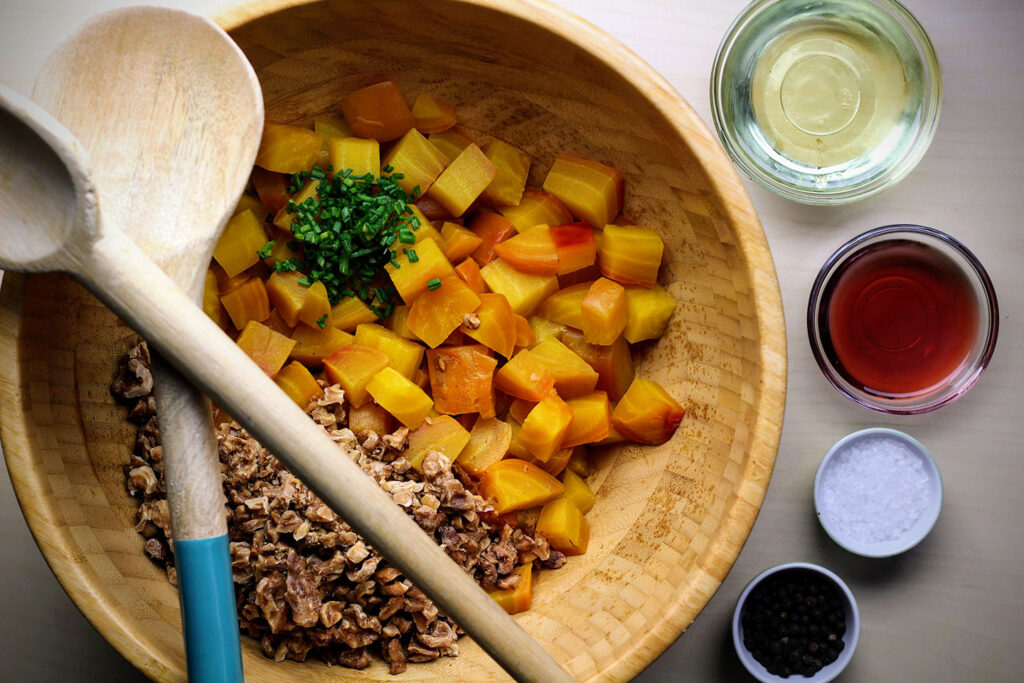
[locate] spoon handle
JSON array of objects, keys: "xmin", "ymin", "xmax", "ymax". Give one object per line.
[{"xmin": 75, "ymin": 230, "xmax": 576, "ymax": 683}]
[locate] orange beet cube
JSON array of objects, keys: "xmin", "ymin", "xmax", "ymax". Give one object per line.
[
  {"xmin": 213, "ymin": 209, "xmax": 267, "ymax": 278},
  {"xmin": 562, "ymin": 391, "xmax": 611, "ymax": 447},
  {"xmin": 236, "ymin": 321, "xmax": 297, "ymax": 377},
  {"xmin": 494, "ymin": 349, "xmax": 555, "ymax": 402},
  {"xmin": 385, "ymin": 236, "xmax": 455, "ymax": 304},
  {"xmin": 536, "ymin": 497, "xmax": 590, "ymax": 555},
  {"xmin": 581, "ymin": 277, "xmax": 627, "ymax": 345},
  {"xmin": 550, "ymin": 222, "xmax": 597, "ymax": 275},
  {"xmin": 383, "ymin": 128, "xmax": 448, "ymax": 196},
  {"xmin": 623, "ymin": 284, "xmax": 677, "ymax": 342},
  {"xmin": 455, "ymin": 258, "xmax": 488, "ymax": 294},
  {"xmin": 462, "ymin": 292, "xmax": 517, "ymax": 358},
  {"xmin": 536, "ymin": 281, "xmax": 591, "ymax": 330},
  {"xmin": 611, "ymin": 379, "xmax": 685, "ymax": 445},
  {"xmin": 479, "ymin": 258, "xmax": 559, "ymax": 317},
  {"xmin": 598, "ymin": 224, "xmax": 664, "ymax": 287},
  {"xmin": 412, "ymin": 92, "xmax": 457, "ymax": 134},
  {"xmin": 441, "ymin": 222, "xmax": 484, "ymax": 264},
  {"xmin": 514, "ymin": 314, "xmax": 534, "ymax": 348},
  {"xmin": 354, "ymin": 323, "xmax": 424, "ymax": 379},
  {"xmin": 348, "ymin": 402, "xmax": 393, "ymax": 436},
  {"xmin": 498, "ymin": 189, "xmax": 573, "ymax": 234},
  {"xmin": 561, "ymin": 330, "xmax": 634, "ymax": 401},
  {"xmin": 479, "ymin": 459, "xmax": 565, "ymax": 513},
  {"xmin": 323, "ymin": 344, "xmax": 389, "ymax": 407},
  {"xmin": 470, "ymin": 212, "xmax": 518, "ymax": 266},
  {"xmin": 428, "ymin": 128, "xmax": 474, "ymax": 160},
  {"xmin": 508, "ymin": 397, "xmax": 537, "ymax": 425},
  {"xmin": 518, "ymin": 392, "xmax": 574, "ymax": 461},
  {"xmin": 559, "ymin": 468, "xmax": 595, "ymax": 514},
  {"xmin": 255, "ymin": 123, "xmax": 323, "ymax": 174},
  {"xmin": 220, "ymin": 278, "xmax": 270, "ymax": 330},
  {"xmin": 426, "ymin": 345, "xmax": 497, "ymax": 417},
  {"xmin": 407, "ymin": 276, "xmax": 481, "ymax": 348},
  {"xmin": 252, "ymin": 167, "xmax": 289, "ymax": 214},
  {"xmin": 488, "ymin": 562, "xmax": 533, "ymax": 615},
  {"xmin": 457, "ymin": 417, "xmax": 513, "ymax": 476},
  {"xmin": 493, "ymin": 224, "xmax": 559, "ymax": 275},
  {"xmin": 327, "ymin": 137, "xmax": 380, "ymax": 178},
  {"xmin": 543, "ymin": 154, "xmax": 623, "ymax": 228},
  {"xmin": 427, "ymin": 143, "xmax": 497, "ymax": 217},
  {"xmin": 290, "ymin": 324, "xmax": 354, "ymax": 368},
  {"xmin": 405, "ymin": 415, "xmax": 471, "ymax": 471},
  {"xmin": 330, "ymin": 296, "xmax": 379, "ymax": 331},
  {"xmin": 481, "ymin": 139, "xmax": 530, "ymax": 207},
  {"xmin": 529, "ymin": 337, "xmax": 599, "ymax": 399},
  {"xmin": 340, "ymin": 81, "xmax": 415, "ymax": 142},
  {"xmin": 275, "ymin": 360, "xmax": 323, "ymax": 408},
  {"xmin": 366, "ymin": 367, "xmax": 434, "ymax": 429}
]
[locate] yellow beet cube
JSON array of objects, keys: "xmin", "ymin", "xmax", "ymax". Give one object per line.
[
  {"xmin": 327, "ymin": 137, "xmax": 380, "ymax": 178},
  {"xmin": 536, "ymin": 497, "xmax": 590, "ymax": 555},
  {"xmin": 623, "ymin": 284, "xmax": 677, "ymax": 342},
  {"xmin": 331, "ymin": 296, "xmax": 379, "ymax": 331},
  {"xmin": 213, "ymin": 209, "xmax": 267, "ymax": 278},
  {"xmin": 559, "ymin": 468, "xmax": 595, "ymax": 514},
  {"xmin": 482, "ymin": 140, "xmax": 530, "ymax": 207},
  {"xmin": 407, "ymin": 276, "xmax": 482, "ymax": 348},
  {"xmin": 562, "ymin": 391, "xmax": 611, "ymax": 447},
  {"xmin": 488, "ymin": 562, "xmax": 533, "ymax": 615},
  {"xmin": 518, "ymin": 391, "xmax": 574, "ymax": 461},
  {"xmin": 427, "ymin": 143, "xmax": 497, "ymax": 217},
  {"xmin": 498, "ymin": 189, "xmax": 573, "ymax": 233},
  {"xmin": 611, "ymin": 378, "xmax": 685, "ymax": 445},
  {"xmin": 385, "ymin": 236, "xmax": 455, "ymax": 304},
  {"xmin": 261, "ymin": 229, "xmax": 302, "ymax": 268},
  {"xmin": 383, "ymin": 128, "xmax": 448, "ymax": 196},
  {"xmin": 428, "ymin": 128, "xmax": 473, "ymax": 161},
  {"xmin": 441, "ymin": 222, "xmax": 483, "ymax": 264},
  {"xmin": 323, "ymin": 343, "xmax": 389, "ymax": 408},
  {"xmin": 275, "ymin": 360, "xmax": 323, "ymax": 408},
  {"xmin": 299, "ymin": 280, "xmax": 331, "ymax": 329},
  {"xmin": 529, "ymin": 337, "xmax": 599, "ymax": 399},
  {"xmin": 233, "ymin": 193, "xmax": 265, "ymax": 218},
  {"xmin": 405, "ymin": 415, "xmax": 471, "ymax": 471},
  {"xmin": 236, "ymin": 320, "xmax": 297, "ymax": 377},
  {"xmin": 536, "ymin": 281, "xmax": 590, "ymax": 330},
  {"xmin": 526, "ymin": 316, "xmax": 566, "ymax": 347},
  {"xmin": 581, "ymin": 277, "xmax": 627, "ymax": 345},
  {"xmin": 313, "ymin": 114, "xmax": 353, "ymax": 140},
  {"xmin": 255, "ymin": 123, "xmax": 322, "ymax": 174},
  {"xmin": 457, "ymin": 417, "xmax": 513, "ymax": 476},
  {"xmin": 598, "ymin": 224, "xmax": 664, "ymax": 287},
  {"xmin": 354, "ymin": 323, "xmax": 424, "ymax": 379},
  {"xmin": 203, "ymin": 269, "xmax": 230, "ymax": 331},
  {"xmin": 366, "ymin": 367, "xmax": 434, "ymax": 429},
  {"xmin": 479, "ymin": 458, "xmax": 565, "ymax": 513},
  {"xmin": 220, "ymin": 278, "xmax": 270, "ymax": 330},
  {"xmin": 542, "ymin": 154, "xmax": 623, "ymax": 229},
  {"xmin": 290, "ymin": 324, "xmax": 353, "ymax": 368},
  {"xmin": 348, "ymin": 402, "xmax": 392, "ymax": 436},
  {"xmin": 387, "ymin": 305, "xmax": 417, "ymax": 340},
  {"xmin": 265, "ymin": 271, "xmax": 307, "ymax": 327},
  {"xmin": 411, "ymin": 93, "xmax": 457, "ymax": 134},
  {"xmin": 479, "ymin": 258, "xmax": 558, "ymax": 317}
]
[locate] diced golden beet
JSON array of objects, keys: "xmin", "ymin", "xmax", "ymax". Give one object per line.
[
  {"xmin": 507, "ymin": 419, "xmax": 531, "ymax": 459},
  {"xmin": 518, "ymin": 392, "xmax": 574, "ymax": 461},
  {"xmin": 514, "ymin": 314, "xmax": 534, "ymax": 348},
  {"xmin": 407, "ymin": 276, "xmax": 481, "ymax": 348},
  {"xmin": 542, "ymin": 154, "xmax": 623, "ymax": 229},
  {"xmin": 313, "ymin": 114, "xmax": 352, "ymax": 139},
  {"xmin": 492, "ymin": 224, "xmax": 559, "ymax": 276},
  {"xmin": 455, "ymin": 258, "xmax": 488, "ymax": 294},
  {"xmin": 405, "ymin": 415, "xmax": 471, "ymax": 471},
  {"xmin": 273, "ymin": 179, "xmax": 320, "ymax": 232},
  {"xmin": 354, "ymin": 323, "xmax": 424, "ymax": 379},
  {"xmin": 527, "ymin": 317, "xmax": 566, "ymax": 346},
  {"xmin": 426, "ymin": 345, "xmax": 497, "ymax": 417},
  {"xmin": 536, "ymin": 281, "xmax": 590, "ymax": 330},
  {"xmin": 383, "ymin": 128, "xmax": 448, "ymax": 195},
  {"xmin": 428, "ymin": 128, "xmax": 474, "ymax": 160},
  {"xmin": 251, "ymin": 168, "xmax": 289, "ymax": 214},
  {"xmin": 596, "ymin": 420, "xmax": 629, "ymax": 445},
  {"xmin": 560, "ymin": 469, "xmax": 595, "ymax": 514},
  {"xmin": 498, "ymin": 189, "xmax": 573, "ymax": 233},
  {"xmin": 481, "ymin": 140, "xmax": 530, "ymax": 207},
  {"xmin": 275, "ymin": 361, "xmax": 323, "ymax": 408},
  {"xmin": 479, "ymin": 459, "xmax": 565, "ymax": 513},
  {"xmin": 623, "ymin": 284, "xmax": 677, "ymax": 342},
  {"xmin": 441, "ymin": 328, "xmax": 464, "ymax": 346},
  {"xmin": 530, "ymin": 337, "xmax": 599, "ymax": 399},
  {"xmin": 567, "ymin": 447, "xmax": 594, "ymax": 477},
  {"xmin": 470, "ymin": 212, "xmax": 517, "ymax": 266},
  {"xmin": 221, "ymin": 278, "xmax": 270, "ymax": 330},
  {"xmin": 236, "ymin": 321, "xmax": 297, "ymax": 377},
  {"xmin": 411, "ymin": 93, "xmax": 457, "ymax": 134},
  {"xmin": 441, "ymin": 222, "xmax": 483, "ymax": 264},
  {"xmin": 212, "ymin": 262, "xmax": 249, "ymax": 295},
  {"xmin": 255, "ymin": 123, "xmax": 323, "ymax": 174},
  {"xmin": 234, "ymin": 193, "xmax": 266, "ymax": 218},
  {"xmin": 427, "ymin": 143, "xmax": 497, "ymax": 217},
  {"xmin": 562, "ymin": 330, "xmax": 634, "ymax": 401},
  {"xmin": 387, "ymin": 305, "xmax": 417, "ymax": 340},
  {"xmin": 558, "ymin": 262, "xmax": 603, "ymax": 289},
  {"xmin": 581, "ymin": 277, "xmax": 627, "ymax": 345},
  {"xmin": 407, "ymin": 209, "xmax": 448, "ymax": 253},
  {"xmin": 366, "ymin": 367, "xmax": 434, "ymax": 429},
  {"xmin": 461, "ymin": 292, "xmax": 516, "ymax": 358},
  {"xmin": 327, "ymin": 137, "xmax": 380, "ymax": 178},
  {"xmin": 323, "ymin": 344, "xmax": 389, "ymax": 408},
  {"xmin": 340, "ymin": 81, "xmax": 415, "ymax": 142},
  {"xmin": 562, "ymin": 391, "xmax": 611, "ymax": 447},
  {"xmin": 457, "ymin": 417, "xmax": 513, "ymax": 476},
  {"xmin": 299, "ymin": 280, "xmax": 331, "ymax": 329},
  {"xmin": 348, "ymin": 402, "xmax": 392, "ymax": 436},
  {"xmin": 524, "ymin": 446, "xmax": 572, "ymax": 477},
  {"xmin": 261, "ymin": 230, "xmax": 302, "ymax": 268},
  {"xmin": 264, "ymin": 309, "xmax": 295, "ymax": 337},
  {"xmin": 331, "ymin": 296, "xmax": 379, "ymax": 331},
  {"xmin": 265, "ymin": 271, "xmax": 307, "ymax": 327},
  {"xmin": 213, "ymin": 210, "xmax": 267, "ymax": 278},
  {"xmin": 290, "ymin": 324, "xmax": 354, "ymax": 368},
  {"xmin": 203, "ymin": 270, "xmax": 230, "ymax": 330},
  {"xmin": 414, "ymin": 195, "xmax": 453, "ymax": 222},
  {"xmin": 612, "ymin": 379, "xmax": 685, "ymax": 445},
  {"xmin": 488, "ymin": 562, "xmax": 532, "ymax": 615},
  {"xmin": 536, "ymin": 497, "xmax": 590, "ymax": 555},
  {"xmin": 550, "ymin": 222, "xmax": 597, "ymax": 275},
  {"xmin": 598, "ymin": 224, "xmax": 664, "ymax": 287},
  {"xmin": 385, "ymin": 236, "xmax": 455, "ymax": 304},
  {"xmin": 494, "ymin": 349, "xmax": 555, "ymax": 401},
  {"xmin": 509, "ymin": 397, "xmax": 538, "ymax": 425},
  {"xmin": 479, "ymin": 258, "xmax": 558, "ymax": 317}
]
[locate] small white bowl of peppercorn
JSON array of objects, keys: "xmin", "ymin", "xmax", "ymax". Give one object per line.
[{"xmin": 733, "ymin": 562, "xmax": 859, "ymax": 682}]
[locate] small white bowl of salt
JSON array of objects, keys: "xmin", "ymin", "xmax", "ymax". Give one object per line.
[{"xmin": 814, "ymin": 428, "xmax": 942, "ymax": 557}]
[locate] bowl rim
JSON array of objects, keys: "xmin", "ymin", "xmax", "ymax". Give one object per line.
[
  {"xmin": 709, "ymin": 0, "xmax": 943, "ymax": 205},
  {"xmin": 0, "ymin": 1, "xmax": 787, "ymax": 681},
  {"xmin": 732, "ymin": 561, "xmax": 860, "ymax": 683},
  {"xmin": 806, "ymin": 224, "xmax": 999, "ymax": 414},
  {"xmin": 813, "ymin": 427, "xmax": 943, "ymax": 557}
]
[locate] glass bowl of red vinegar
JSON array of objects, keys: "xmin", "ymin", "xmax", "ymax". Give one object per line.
[{"xmin": 808, "ymin": 225, "xmax": 998, "ymax": 414}]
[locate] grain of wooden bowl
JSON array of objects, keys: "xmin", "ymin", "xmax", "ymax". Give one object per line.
[{"xmin": 0, "ymin": 0, "xmax": 786, "ymax": 680}]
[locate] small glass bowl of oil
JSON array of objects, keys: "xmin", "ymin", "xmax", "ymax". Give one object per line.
[
  {"xmin": 808, "ymin": 225, "xmax": 998, "ymax": 414},
  {"xmin": 711, "ymin": 0, "xmax": 941, "ymax": 204}
]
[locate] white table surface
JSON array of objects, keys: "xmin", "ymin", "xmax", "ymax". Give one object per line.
[{"xmin": 1, "ymin": 0, "xmax": 1022, "ymax": 681}]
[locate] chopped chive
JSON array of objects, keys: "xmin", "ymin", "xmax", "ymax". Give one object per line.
[
  {"xmin": 427, "ymin": 278, "xmax": 442, "ymax": 291},
  {"xmin": 256, "ymin": 241, "xmax": 276, "ymax": 260},
  {"xmin": 404, "ymin": 248, "xmax": 419, "ymax": 263},
  {"xmin": 315, "ymin": 314, "xmax": 328, "ymax": 329}
]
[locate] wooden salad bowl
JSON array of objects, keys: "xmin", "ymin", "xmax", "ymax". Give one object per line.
[{"xmin": 0, "ymin": 0, "xmax": 786, "ymax": 680}]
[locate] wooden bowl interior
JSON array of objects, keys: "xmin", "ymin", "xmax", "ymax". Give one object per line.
[{"xmin": 0, "ymin": 1, "xmax": 785, "ymax": 681}]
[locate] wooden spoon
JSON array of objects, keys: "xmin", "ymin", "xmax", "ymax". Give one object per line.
[
  {"xmin": 30, "ymin": 9, "xmax": 263, "ymax": 682},
  {"xmin": 0, "ymin": 88, "xmax": 574, "ymax": 683}
]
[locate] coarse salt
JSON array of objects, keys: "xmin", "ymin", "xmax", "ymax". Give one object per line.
[{"xmin": 819, "ymin": 436, "xmax": 931, "ymax": 543}]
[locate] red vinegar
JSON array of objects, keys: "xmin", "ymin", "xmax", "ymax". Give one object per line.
[{"xmin": 822, "ymin": 239, "xmax": 979, "ymax": 398}]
